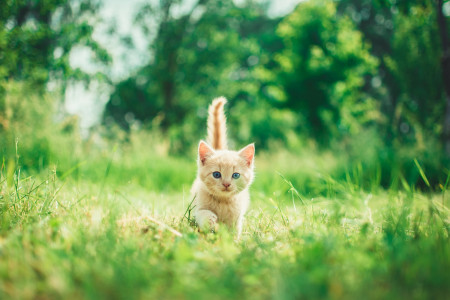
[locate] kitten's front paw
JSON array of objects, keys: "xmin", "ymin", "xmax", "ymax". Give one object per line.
[
  {"xmin": 208, "ymin": 214, "xmax": 218, "ymax": 232},
  {"xmin": 196, "ymin": 210, "xmax": 218, "ymax": 233}
]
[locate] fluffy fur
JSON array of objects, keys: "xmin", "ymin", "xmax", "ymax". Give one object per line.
[
  {"xmin": 207, "ymin": 97, "xmax": 228, "ymax": 150},
  {"xmin": 191, "ymin": 97, "xmax": 255, "ymax": 237}
]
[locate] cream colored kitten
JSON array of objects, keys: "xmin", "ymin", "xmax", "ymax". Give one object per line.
[{"xmin": 191, "ymin": 97, "xmax": 255, "ymax": 237}]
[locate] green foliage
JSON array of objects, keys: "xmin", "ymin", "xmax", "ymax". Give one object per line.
[
  {"xmin": 385, "ymin": 3, "xmax": 443, "ymax": 135},
  {"xmin": 0, "ymin": 0, "xmax": 109, "ymax": 87},
  {"xmin": 0, "ymin": 0, "xmax": 112, "ymax": 174},
  {"xmin": 100, "ymin": 0, "xmax": 450, "ymax": 187},
  {"xmin": 274, "ymin": 0, "xmax": 379, "ymax": 142},
  {"xmin": 0, "ymin": 81, "xmax": 76, "ymax": 172},
  {"xmin": 104, "ymin": 0, "xmax": 291, "ymax": 151},
  {"xmin": 0, "ymin": 158, "xmax": 449, "ymax": 299},
  {"xmin": 1, "ymin": 1, "xmax": 450, "ymax": 297},
  {"xmin": 337, "ymin": 0, "xmax": 447, "ymax": 141}
]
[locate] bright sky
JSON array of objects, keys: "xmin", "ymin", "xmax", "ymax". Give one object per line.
[{"xmin": 64, "ymin": 0, "xmax": 304, "ymax": 134}]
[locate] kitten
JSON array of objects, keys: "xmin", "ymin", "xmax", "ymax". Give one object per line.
[{"xmin": 191, "ymin": 97, "xmax": 255, "ymax": 237}]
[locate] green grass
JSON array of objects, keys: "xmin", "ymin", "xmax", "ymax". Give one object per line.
[{"xmin": 0, "ymin": 151, "xmax": 449, "ymax": 300}]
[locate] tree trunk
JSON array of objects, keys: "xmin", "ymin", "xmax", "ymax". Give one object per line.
[
  {"xmin": 445, "ymin": 94, "xmax": 450, "ymax": 155},
  {"xmin": 437, "ymin": 0, "xmax": 450, "ymax": 155}
]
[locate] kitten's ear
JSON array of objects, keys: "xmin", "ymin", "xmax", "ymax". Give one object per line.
[
  {"xmin": 198, "ymin": 141, "xmax": 215, "ymax": 165},
  {"xmin": 238, "ymin": 143, "xmax": 255, "ymax": 167}
]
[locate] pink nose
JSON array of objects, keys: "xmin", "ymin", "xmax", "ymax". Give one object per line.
[{"xmin": 223, "ymin": 183, "xmax": 231, "ymax": 188}]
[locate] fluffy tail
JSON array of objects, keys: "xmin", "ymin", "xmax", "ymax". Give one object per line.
[{"xmin": 207, "ymin": 97, "xmax": 228, "ymax": 150}]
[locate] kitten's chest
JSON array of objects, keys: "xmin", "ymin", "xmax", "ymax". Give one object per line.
[{"xmin": 209, "ymin": 197, "xmax": 243, "ymax": 226}]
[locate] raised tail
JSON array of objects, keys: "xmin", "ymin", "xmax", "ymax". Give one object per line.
[{"xmin": 207, "ymin": 97, "xmax": 228, "ymax": 150}]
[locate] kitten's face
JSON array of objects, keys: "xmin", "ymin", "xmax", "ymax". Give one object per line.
[{"xmin": 198, "ymin": 142, "xmax": 255, "ymax": 197}]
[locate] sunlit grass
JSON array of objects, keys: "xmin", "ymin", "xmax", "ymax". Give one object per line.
[{"xmin": 0, "ymin": 151, "xmax": 449, "ymax": 299}]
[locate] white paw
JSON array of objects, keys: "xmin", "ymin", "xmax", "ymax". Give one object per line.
[
  {"xmin": 208, "ymin": 214, "xmax": 218, "ymax": 233},
  {"xmin": 196, "ymin": 210, "xmax": 218, "ymax": 232},
  {"xmin": 208, "ymin": 213, "xmax": 217, "ymax": 227}
]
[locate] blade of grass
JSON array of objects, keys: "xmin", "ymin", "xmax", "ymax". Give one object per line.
[
  {"xmin": 441, "ymin": 170, "xmax": 450, "ymax": 207},
  {"xmin": 183, "ymin": 195, "xmax": 196, "ymax": 223},
  {"xmin": 60, "ymin": 161, "xmax": 87, "ymax": 180},
  {"xmin": 98, "ymin": 144, "xmax": 118, "ymax": 199},
  {"xmin": 414, "ymin": 158, "xmax": 431, "ymax": 188},
  {"xmin": 277, "ymin": 172, "xmax": 306, "ymax": 205},
  {"xmin": 116, "ymin": 190, "xmax": 183, "ymax": 237}
]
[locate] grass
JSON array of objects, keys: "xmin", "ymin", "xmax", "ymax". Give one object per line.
[{"xmin": 0, "ymin": 148, "xmax": 449, "ymax": 300}]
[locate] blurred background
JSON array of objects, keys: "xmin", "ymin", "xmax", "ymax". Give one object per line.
[{"xmin": 1, "ymin": 0, "xmax": 449, "ymax": 191}]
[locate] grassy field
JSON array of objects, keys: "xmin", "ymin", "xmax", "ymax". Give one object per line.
[{"xmin": 1, "ymin": 146, "xmax": 449, "ymax": 299}]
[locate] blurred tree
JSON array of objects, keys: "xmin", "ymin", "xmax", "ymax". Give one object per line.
[
  {"xmin": 0, "ymin": 0, "xmax": 109, "ymax": 89},
  {"xmin": 336, "ymin": 0, "xmax": 396, "ymax": 138},
  {"xmin": 273, "ymin": 0, "xmax": 378, "ymax": 143},
  {"xmin": 104, "ymin": 0, "xmax": 288, "ymax": 150},
  {"xmin": 437, "ymin": 0, "xmax": 450, "ymax": 155},
  {"xmin": 0, "ymin": 0, "xmax": 110, "ymax": 168},
  {"xmin": 385, "ymin": 2, "xmax": 443, "ymax": 145},
  {"xmin": 103, "ymin": 0, "xmax": 450, "ymax": 167},
  {"xmin": 337, "ymin": 0, "xmax": 449, "ymax": 151},
  {"xmin": 334, "ymin": 0, "xmax": 449, "ymax": 184}
]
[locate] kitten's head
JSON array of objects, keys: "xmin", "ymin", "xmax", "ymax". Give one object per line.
[{"xmin": 197, "ymin": 141, "xmax": 255, "ymax": 197}]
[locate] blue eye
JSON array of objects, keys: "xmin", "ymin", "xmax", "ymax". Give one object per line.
[
  {"xmin": 212, "ymin": 171, "xmax": 221, "ymax": 178},
  {"xmin": 232, "ymin": 173, "xmax": 240, "ymax": 179}
]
